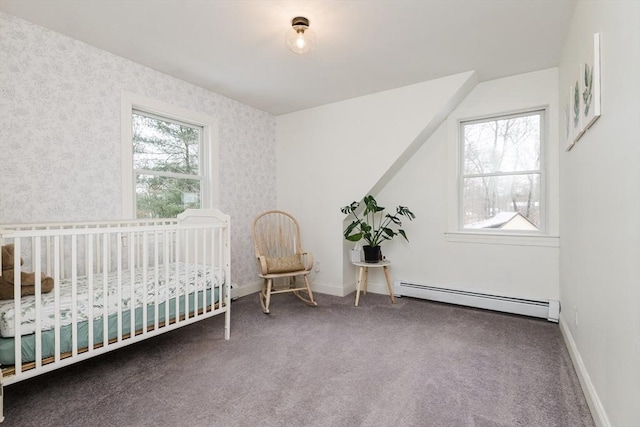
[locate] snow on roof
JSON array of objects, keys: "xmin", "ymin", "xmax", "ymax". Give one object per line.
[{"xmin": 467, "ymin": 212, "xmax": 522, "ymax": 229}]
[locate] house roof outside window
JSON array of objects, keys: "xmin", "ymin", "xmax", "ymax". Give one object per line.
[{"xmin": 467, "ymin": 212, "xmax": 538, "ymax": 230}]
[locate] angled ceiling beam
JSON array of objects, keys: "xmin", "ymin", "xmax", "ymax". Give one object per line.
[{"xmin": 365, "ymin": 70, "xmax": 477, "ymax": 197}]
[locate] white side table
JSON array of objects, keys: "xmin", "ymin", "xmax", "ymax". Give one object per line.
[{"xmin": 351, "ymin": 260, "xmax": 395, "ymax": 307}]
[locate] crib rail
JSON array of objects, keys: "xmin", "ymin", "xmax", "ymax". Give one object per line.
[
  {"xmin": 0, "ymin": 209, "xmax": 231, "ymax": 389},
  {"xmin": 0, "ymin": 218, "xmax": 179, "ymax": 277}
]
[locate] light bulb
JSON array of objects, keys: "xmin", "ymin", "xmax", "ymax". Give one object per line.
[
  {"xmin": 286, "ymin": 17, "xmax": 315, "ymax": 55},
  {"xmin": 296, "ymin": 32, "xmax": 306, "ymax": 49}
]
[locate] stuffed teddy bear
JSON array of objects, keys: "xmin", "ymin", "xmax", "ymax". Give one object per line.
[{"xmin": 0, "ymin": 244, "xmax": 54, "ymax": 300}]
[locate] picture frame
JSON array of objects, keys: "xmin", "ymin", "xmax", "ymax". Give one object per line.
[
  {"xmin": 580, "ymin": 33, "xmax": 601, "ymax": 130},
  {"xmin": 565, "ymin": 33, "xmax": 601, "ymax": 152}
]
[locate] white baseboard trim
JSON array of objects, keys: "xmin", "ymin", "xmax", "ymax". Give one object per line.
[
  {"xmin": 357, "ymin": 282, "xmax": 394, "ymax": 297},
  {"xmin": 230, "ymin": 281, "xmax": 262, "ymax": 299},
  {"xmin": 311, "ymin": 281, "xmax": 351, "ymax": 297},
  {"xmin": 324, "ymin": 281, "xmax": 393, "ymax": 298},
  {"xmin": 559, "ymin": 315, "xmax": 611, "ymax": 427}
]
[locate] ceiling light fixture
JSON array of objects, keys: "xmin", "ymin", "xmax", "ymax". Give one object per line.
[{"xmin": 286, "ymin": 16, "xmax": 316, "ymax": 55}]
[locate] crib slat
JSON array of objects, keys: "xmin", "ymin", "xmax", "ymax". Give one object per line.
[
  {"xmin": 102, "ymin": 232, "xmax": 109, "ymax": 347},
  {"xmin": 83, "ymin": 226, "xmax": 88, "ymax": 277},
  {"xmin": 45, "ymin": 235, "xmax": 52, "ymax": 277},
  {"xmin": 34, "ymin": 237, "xmax": 43, "ymax": 368},
  {"xmin": 53, "ymin": 235, "xmax": 61, "ymax": 362},
  {"xmin": 154, "ymin": 230, "xmax": 159, "ymax": 331},
  {"xmin": 106, "ymin": 229, "xmax": 112, "ymax": 273},
  {"xmin": 129, "ymin": 231, "xmax": 135, "ymax": 338},
  {"xmin": 60, "ymin": 233, "xmax": 66, "ymax": 280},
  {"xmin": 184, "ymin": 230, "xmax": 189, "ymax": 321},
  {"xmin": 192, "ymin": 229, "xmax": 197, "ymax": 318},
  {"xmin": 195, "ymin": 228, "xmax": 201, "ymax": 316},
  {"xmin": 217, "ymin": 228, "xmax": 223, "ymax": 309},
  {"xmin": 117, "ymin": 232, "xmax": 123, "ymax": 343},
  {"xmin": 94, "ymin": 232, "xmax": 99, "ymax": 276},
  {"xmin": 13, "ymin": 239, "xmax": 22, "ymax": 375},
  {"xmin": 142, "ymin": 231, "xmax": 148, "ymax": 335},
  {"xmin": 212, "ymin": 228, "xmax": 216, "ymax": 309},
  {"xmin": 218, "ymin": 228, "xmax": 222, "ymax": 309},
  {"xmin": 164, "ymin": 230, "xmax": 170, "ymax": 329},
  {"xmin": 71, "ymin": 235, "xmax": 78, "ymax": 357},
  {"xmin": 87, "ymin": 234, "xmax": 94, "ymax": 352},
  {"xmin": 175, "ymin": 230, "xmax": 180, "ymax": 325},
  {"xmin": 202, "ymin": 227, "xmax": 207, "ymax": 313}
]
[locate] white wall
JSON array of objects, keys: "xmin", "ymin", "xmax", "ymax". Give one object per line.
[
  {"xmin": 379, "ymin": 69, "xmax": 560, "ymax": 301},
  {"xmin": 0, "ymin": 12, "xmax": 277, "ymax": 289},
  {"xmin": 558, "ymin": 2, "xmax": 640, "ymax": 426},
  {"xmin": 276, "ymin": 72, "xmax": 476, "ymax": 295}
]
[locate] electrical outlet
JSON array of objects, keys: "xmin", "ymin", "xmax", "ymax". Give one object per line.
[{"xmin": 314, "ymin": 261, "xmax": 320, "ymax": 272}]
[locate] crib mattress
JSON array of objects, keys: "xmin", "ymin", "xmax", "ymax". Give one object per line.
[
  {"xmin": 0, "ymin": 288, "xmax": 219, "ymax": 366},
  {"xmin": 0, "ymin": 262, "xmax": 223, "ymax": 337}
]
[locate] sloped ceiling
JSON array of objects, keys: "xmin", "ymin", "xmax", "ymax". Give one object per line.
[{"xmin": 0, "ymin": 0, "xmax": 575, "ymax": 115}]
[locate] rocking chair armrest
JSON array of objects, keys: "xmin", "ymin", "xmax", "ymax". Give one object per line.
[
  {"xmin": 299, "ymin": 251, "xmax": 314, "ymax": 271},
  {"xmin": 257, "ymin": 256, "xmax": 269, "ymax": 275}
]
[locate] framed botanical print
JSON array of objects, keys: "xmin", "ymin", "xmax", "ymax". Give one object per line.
[
  {"xmin": 580, "ymin": 33, "xmax": 601, "ymax": 130},
  {"xmin": 566, "ymin": 33, "xmax": 602, "ymax": 152},
  {"xmin": 571, "ymin": 81, "xmax": 584, "ymax": 143}
]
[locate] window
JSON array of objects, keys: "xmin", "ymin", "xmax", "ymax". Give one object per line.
[
  {"xmin": 133, "ymin": 111, "xmax": 203, "ymax": 218},
  {"xmin": 121, "ymin": 93, "xmax": 218, "ymax": 219},
  {"xmin": 459, "ymin": 110, "xmax": 544, "ymax": 232}
]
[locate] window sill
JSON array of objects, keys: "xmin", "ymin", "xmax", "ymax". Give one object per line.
[{"xmin": 445, "ymin": 232, "xmax": 559, "ymax": 247}]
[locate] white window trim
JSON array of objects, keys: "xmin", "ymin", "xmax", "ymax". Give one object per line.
[
  {"xmin": 444, "ymin": 232, "xmax": 559, "ymax": 247},
  {"xmin": 121, "ymin": 91, "xmax": 219, "ymax": 218},
  {"xmin": 446, "ymin": 105, "xmax": 559, "ymax": 247}
]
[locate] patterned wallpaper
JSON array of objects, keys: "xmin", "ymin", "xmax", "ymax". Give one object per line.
[{"xmin": 0, "ymin": 12, "xmax": 276, "ymax": 288}]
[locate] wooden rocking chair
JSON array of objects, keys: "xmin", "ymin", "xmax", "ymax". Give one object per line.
[{"xmin": 252, "ymin": 210, "xmax": 318, "ymax": 314}]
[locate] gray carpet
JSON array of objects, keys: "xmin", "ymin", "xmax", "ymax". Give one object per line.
[{"xmin": 4, "ymin": 293, "xmax": 594, "ymax": 426}]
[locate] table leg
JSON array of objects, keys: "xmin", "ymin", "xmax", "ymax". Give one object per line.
[
  {"xmin": 363, "ymin": 267, "xmax": 369, "ymax": 294},
  {"xmin": 355, "ymin": 266, "xmax": 365, "ymax": 306},
  {"xmin": 383, "ymin": 266, "xmax": 396, "ymax": 304}
]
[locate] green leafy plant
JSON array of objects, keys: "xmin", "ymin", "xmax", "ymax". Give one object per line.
[{"xmin": 340, "ymin": 195, "xmax": 415, "ymax": 247}]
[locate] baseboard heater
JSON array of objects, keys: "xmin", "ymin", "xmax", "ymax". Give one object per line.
[{"xmin": 394, "ymin": 281, "xmax": 560, "ymax": 323}]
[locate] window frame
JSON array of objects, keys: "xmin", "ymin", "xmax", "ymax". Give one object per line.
[
  {"xmin": 446, "ymin": 106, "xmax": 559, "ymax": 247},
  {"xmin": 121, "ymin": 92, "xmax": 219, "ymax": 219}
]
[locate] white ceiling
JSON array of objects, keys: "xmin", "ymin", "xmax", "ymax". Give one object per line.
[{"xmin": 0, "ymin": 0, "xmax": 575, "ymax": 115}]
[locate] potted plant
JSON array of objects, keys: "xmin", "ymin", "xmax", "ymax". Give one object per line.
[{"xmin": 340, "ymin": 195, "xmax": 415, "ymax": 262}]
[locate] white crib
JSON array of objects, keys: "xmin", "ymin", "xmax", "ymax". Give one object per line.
[{"xmin": 0, "ymin": 209, "xmax": 231, "ymax": 421}]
